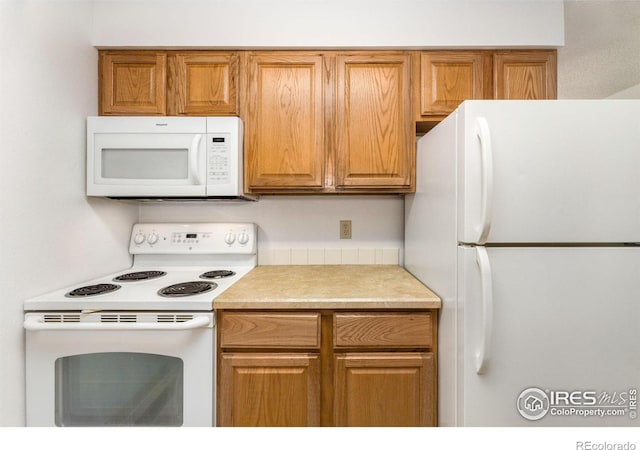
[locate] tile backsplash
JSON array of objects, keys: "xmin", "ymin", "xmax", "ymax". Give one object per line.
[{"xmin": 258, "ymin": 248, "xmax": 400, "ymax": 266}]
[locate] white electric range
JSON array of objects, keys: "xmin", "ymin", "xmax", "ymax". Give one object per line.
[
  {"xmin": 24, "ymin": 222, "xmax": 256, "ymax": 312},
  {"xmin": 23, "ymin": 222, "xmax": 256, "ymax": 427}
]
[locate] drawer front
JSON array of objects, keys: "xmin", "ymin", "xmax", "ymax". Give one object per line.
[
  {"xmin": 220, "ymin": 312, "xmax": 321, "ymax": 349},
  {"xmin": 334, "ymin": 312, "xmax": 433, "ymax": 348}
]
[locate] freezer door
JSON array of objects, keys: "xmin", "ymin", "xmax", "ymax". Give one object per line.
[
  {"xmin": 457, "ymin": 100, "xmax": 640, "ymax": 244},
  {"xmin": 456, "ymin": 246, "xmax": 640, "ymax": 426}
]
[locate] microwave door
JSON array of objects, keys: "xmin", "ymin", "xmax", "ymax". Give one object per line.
[{"xmin": 89, "ymin": 133, "xmax": 206, "ymax": 197}]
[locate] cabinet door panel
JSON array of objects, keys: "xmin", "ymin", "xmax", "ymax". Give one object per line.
[
  {"xmin": 171, "ymin": 52, "xmax": 238, "ymax": 115},
  {"xmin": 246, "ymin": 54, "xmax": 325, "ymax": 189},
  {"xmin": 493, "ymin": 50, "xmax": 557, "ymax": 100},
  {"xmin": 419, "ymin": 51, "xmax": 484, "ymax": 116},
  {"xmin": 100, "ymin": 51, "xmax": 166, "ymax": 115},
  {"xmin": 335, "ymin": 54, "xmax": 412, "ymax": 189},
  {"xmin": 219, "ymin": 353, "xmax": 320, "ymax": 427},
  {"xmin": 334, "ymin": 352, "xmax": 435, "ymax": 427}
]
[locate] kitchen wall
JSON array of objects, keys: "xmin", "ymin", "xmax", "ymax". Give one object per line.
[
  {"xmin": 2, "ymin": 0, "xmax": 638, "ymax": 428},
  {"xmin": 0, "ymin": 2, "xmax": 139, "ymax": 426},
  {"xmin": 97, "ymin": 0, "xmax": 565, "ymax": 262},
  {"xmin": 139, "ymin": 196, "xmax": 405, "ymax": 265},
  {"xmin": 91, "ymin": 0, "xmax": 564, "ymax": 48},
  {"xmin": 558, "ymin": 0, "xmax": 640, "ymax": 99}
]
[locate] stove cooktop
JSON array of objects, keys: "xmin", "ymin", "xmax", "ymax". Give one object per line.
[
  {"xmin": 24, "ymin": 264, "xmax": 255, "ymax": 311},
  {"xmin": 24, "ymin": 223, "xmax": 257, "ymax": 312}
]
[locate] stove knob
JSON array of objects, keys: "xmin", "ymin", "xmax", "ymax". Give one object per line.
[
  {"xmin": 238, "ymin": 231, "xmax": 250, "ymax": 246},
  {"xmin": 148, "ymin": 232, "xmax": 159, "ymax": 245},
  {"xmin": 133, "ymin": 232, "xmax": 146, "ymax": 245},
  {"xmin": 224, "ymin": 232, "xmax": 236, "ymax": 245}
]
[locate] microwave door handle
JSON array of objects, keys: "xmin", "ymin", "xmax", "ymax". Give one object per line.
[
  {"xmin": 23, "ymin": 315, "xmax": 211, "ymax": 331},
  {"xmin": 190, "ymin": 134, "xmax": 203, "ymax": 185}
]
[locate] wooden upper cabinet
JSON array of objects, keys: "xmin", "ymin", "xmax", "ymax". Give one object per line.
[
  {"xmin": 417, "ymin": 51, "xmax": 485, "ymax": 118},
  {"xmin": 99, "ymin": 51, "xmax": 167, "ymax": 115},
  {"xmin": 335, "ymin": 53, "xmax": 413, "ymax": 190},
  {"xmin": 493, "ymin": 50, "xmax": 557, "ymax": 100},
  {"xmin": 99, "ymin": 50, "xmax": 239, "ymax": 116},
  {"xmin": 414, "ymin": 49, "xmax": 557, "ymax": 129},
  {"xmin": 168, "ymin": 52, "xmax": 238, "ymax": 115},
  {"xmin": 245, "ymin": 53, "xmax": 326, "ymax": 190}
]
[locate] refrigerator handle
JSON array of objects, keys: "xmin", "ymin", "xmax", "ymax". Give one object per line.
[
  {"xmin": 475, "ymin": 246, "xmax": 493, "ymax": 375},
  {"xmin": 475, "ymin": 117, "xmax": 494, "ymax": 244}
]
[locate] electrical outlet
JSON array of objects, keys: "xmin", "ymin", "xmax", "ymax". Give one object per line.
[{"xmin": 340, "ymin": 220, "xmax": 352, "ymax": 239}]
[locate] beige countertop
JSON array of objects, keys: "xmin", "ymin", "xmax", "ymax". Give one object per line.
[{"xmin": 214, "ymin": 265, "xmax": 441, "ymax": 310}]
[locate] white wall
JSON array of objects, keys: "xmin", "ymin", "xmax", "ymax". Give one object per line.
[
  {"xmin": 139, "ymin": 195, "xmax": 404, "ymax": 264},
  {"xmin": 559, "ymin": 0, "xmax": 640, "ymax": 99},
  {"xmin": 92, "ymin": 0, "xmax": 565, "ymax": 48},
  {"xmin": 0, "ymin": 1, "xmax": 138, "ymax": 426}
]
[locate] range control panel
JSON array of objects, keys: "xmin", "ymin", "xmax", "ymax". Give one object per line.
[{"xmin": 129, "ymin": 223, "xmax": 257, "ymax": 255}]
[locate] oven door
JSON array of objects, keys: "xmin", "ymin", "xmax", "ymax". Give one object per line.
[
  {"xmin": 24, "ymin": 312, "xmax": 214, "ymax": 427},
  {"xmin": 87, "ymin": 116, "xmax": 207, "ymax": 197}
]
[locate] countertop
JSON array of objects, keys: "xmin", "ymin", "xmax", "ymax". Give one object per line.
[{"xmin": 214, "ymin": 265, "xmax": 441, "ymax": 310}]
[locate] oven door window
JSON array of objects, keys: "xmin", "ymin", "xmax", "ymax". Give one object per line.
[{"xmin": 55, "ymin": 352, "xmax": 183, "ymax": 427}]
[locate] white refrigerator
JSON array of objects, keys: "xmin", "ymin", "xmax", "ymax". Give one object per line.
[{"xmin": 404, "ymin": 100, "xmax": 640, "ymax": 426}]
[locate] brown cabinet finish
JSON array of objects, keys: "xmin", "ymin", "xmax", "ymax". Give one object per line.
[
  {"xmin": 418, "ymin": 51, "xmax": 485, "ymax": 117},
  {"xmin": 244, "ymin": 51, "xmax": 413, "ymax": 194},
  {"xmin": 414, "ymin": 49, "xmax": 557, "ymax": 128},
  {"xmin": 99, "ymin": 51, "xmax": 167, "ymax": 115},
  {"xmin": 217, "ymin": 309, "xmax": 437, "ymax": 427},
  {"xmin": 98, "ymin": 48, "xmax": 555, "ymax": 194},
  {"xmin": 335, "ymin": 53, "xmax": 413, "ymax": 190},
  {"xmin": 334, "ymin": 312, "xmax": 433, "ymax": 348},
  {"xmin": 168, "ymin": 52, "xmax": 238, "ymax": 115},
  {"xmin": 244, "ymin": 53, "xmax": 326, "ymax": 190},
  {"xmin": 218, "ymin": 353, "xmax": 320, "ymax": 427},
  {"xmin": 493, "ymin": 50, "xmax": 557, "ymax": 100},
  {"xmin": 220, "ymin": 312, "xmax": 321, "ymax": 349},
  {"xmin": 334, "ymin": 352, "xmax": 435, "ymax": 427},
  {"xmin": 99, "ymin": 50, "xmax": 239, "ymax": 116}
]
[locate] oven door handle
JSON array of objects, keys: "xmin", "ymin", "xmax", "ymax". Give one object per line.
[{"xmin": 23, "ymin": 315, "xmax": 211, "ymax": 331}]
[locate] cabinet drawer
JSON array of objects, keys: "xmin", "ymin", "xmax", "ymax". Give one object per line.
[
  {"xmin": 334, "ymin": 312, "xmax": 433, "ymax": 348},
  {"xmin": 220, "ymin": 312, "xmax": 321, "ymax": 349}
]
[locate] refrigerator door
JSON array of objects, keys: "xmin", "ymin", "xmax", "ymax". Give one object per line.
[
  {"xmin": 457, "ymin": 100, "xmax": 640, "ymax": 244},
  {"xmin": 456, "ymin": 245, "xmax": 640, "ymax": 426}
]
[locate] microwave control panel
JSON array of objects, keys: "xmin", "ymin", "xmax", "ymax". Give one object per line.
[{"xmin": 207, "ymin": 133, "xmax": 232, "ymax": 185}]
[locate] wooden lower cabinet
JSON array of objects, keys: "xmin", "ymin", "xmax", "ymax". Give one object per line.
[
  {"xmin": 218, "ymin": 353, "xmax": 320, "ymax": 427},
  {"xmin": 334, "ymin": 352, "xmax": 435, "ymax": 427},
  {"xmin": 217, "ymin": 310, "xmax": 437, "ymax": 427}
]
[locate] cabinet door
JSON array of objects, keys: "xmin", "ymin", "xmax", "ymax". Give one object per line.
[
  {"xmin": 418, "ymin": 51, "xmax": 485, "ymax": 117},
  {"xmin": 493, "ymin": 50, "xmax": 557, "ymax": 100},
  {"xmin": 99, "ymin": 51, "xmax": 166, "ymax": 115},
  {"xmin": 334, "ymin": 352, "xmax": 435, "ymax": 427},
  {"xmin": 245, "ymin": 53, "xmax": 326, "ymax": 190},
  {"xmin": 335, "ymin": 53, "xmax": 413, "ymax": 190},
  {"xmin": 170, "ymin": 52, "xmax": 238, "ymax": 115},
  {"xmin": 219, "ymin": 353, "xmax": 320, "ymax": 427}
]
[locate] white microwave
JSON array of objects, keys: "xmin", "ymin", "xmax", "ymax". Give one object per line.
[{"xmin": 87, "ymin": 116, "xmax": 249, "ymax": 199}]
